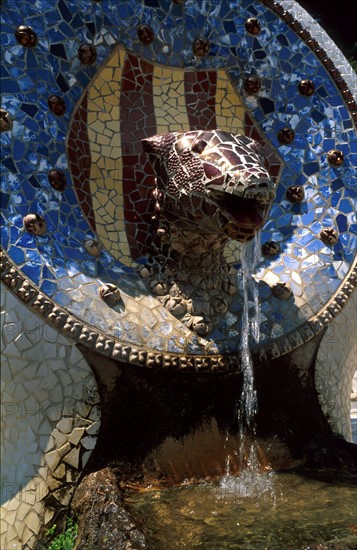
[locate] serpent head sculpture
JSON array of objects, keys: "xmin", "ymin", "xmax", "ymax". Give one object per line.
[
  {"xmin": 142, "ymin": 130, "xmax": 275, "ymax": 242},
  {"xmin": 140, "ymin": 130, "xmax": 276, "ymax": 335}
]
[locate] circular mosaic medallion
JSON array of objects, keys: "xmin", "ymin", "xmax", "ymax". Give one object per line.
[{"xmin": 1, "ymin": 0, "xmax": 356, "ymax": 370}]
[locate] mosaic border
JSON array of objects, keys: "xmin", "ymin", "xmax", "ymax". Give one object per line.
[
  {"xmin": 263, "ymin": 0, "xmax": 357, "ymax": 118},
  {"xmin": 2, "ymin": 248, "xmax": 356, "ymax": 372}
]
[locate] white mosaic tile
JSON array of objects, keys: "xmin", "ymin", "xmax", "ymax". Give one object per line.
[
  {"xmin": 1, "ymin": 284, "xmax": 100, "ymax": 550},
  {"xmin": 315, "ymin": 289, "xmax": 357, "ymax": 441}
]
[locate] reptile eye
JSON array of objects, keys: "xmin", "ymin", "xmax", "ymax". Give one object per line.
[{"xmin": 191, "ymin": 139, "xmax": 207, "ymax": 154}]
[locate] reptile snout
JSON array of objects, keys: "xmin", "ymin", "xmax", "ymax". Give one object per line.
[{"xmin": 142, "ymin": 129, "xmax": 276, "ymax": 242}]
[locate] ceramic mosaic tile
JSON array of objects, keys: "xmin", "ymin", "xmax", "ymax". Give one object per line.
[
  {"xmin": 1, "ymin": 285, "xmax": 100, "ymax": 549},
  {"xmin": 1, "ymin": 1, "xmax": 357, "ymax": 547},
  {"xmin": 315, "ymin": 290, "xmax": 357, "ymax": 441},
  {"xmin": 2, "ymin": 0, "xmax": 356, "ymax": 370}
]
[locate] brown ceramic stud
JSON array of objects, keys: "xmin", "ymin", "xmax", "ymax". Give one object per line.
[
  {"xmin": 48, "ymin": 95, "xmax": 66, "ymax": 116},
  {"xmin": 286, "ymin": 185, "xmax": 304, "ymax": 203},
  {"xmin": 298, "ymin": 79, "xmax": 315, "ymax": 96},
  {"xmin": 272, "ymin": 282, "xmax": 292, "ymax": 300},
  {"xmin": 138, "ymin": 25, "xmax": 154, "ymax": 45},
  {"xmin": 245, "ymin": 17, "xmax": 261, "ymax": 35},
  {"xmin": 0, "ymin": 109, "xmax": 13, "ymax": 132},
  {"xmin": 83, "ymin": 238, "xmax": 102, "ymax": 257},
  {"xmin": 15, "ymin": 25, "xmax": 38, "ymax": 47},
  {"xmin": 327, "ymin": 149, "xmax": 344, "ymax": 166},
  {"xmin": 320, "ymin": 228, "xmax": 338, "ymax": 245},
  {"xmin": 278, "ymin": 127, "xmax": 295, "ymax": 144},
  {"xmin": 78, "ymin": 43, "xmax": 97, "ymax": 65},
  {"xmin": 262, "ymin": 241, "xmax": 280, "ymax": 256},
  {"xmin": 193, "ymin": 38, "xmax": 210, "ymax": 57},
  {"xmin": 48, "ymin": 169, "xmax": 66, "ymax": 191},
  {"xmin": 23, "ymin": 214, "xmax": 47, "ymax": 236},
  {"xmin": 99, "ymin": 283, "xmax": 121, "ymax": 307},
  {"xmin": 244, "ymin": 76, "xmax": 262, "ymax": 94}
]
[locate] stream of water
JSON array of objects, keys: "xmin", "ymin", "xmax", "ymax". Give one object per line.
[
  {"xmin": 238, "ymin": 232, "xmax": 261, "ymax": 432},
  {"xmin": 225, "ymin": 232, "xmax": 265, "ymax": 477}
]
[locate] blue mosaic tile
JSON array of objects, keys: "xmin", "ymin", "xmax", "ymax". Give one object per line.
[{"xmin": 1, "ymin": 0, "xmax": 356, "ymax": 356}]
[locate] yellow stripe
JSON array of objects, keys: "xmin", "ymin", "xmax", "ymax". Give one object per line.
[
  {"xmin": 87, "ymin": 46, "xmax": 134, "ymax": 265},
  {"xmin": 152, "ymin": 65, "xmax": 190, "ymax": 134},
  {"xmin": 215, "ymin": 70, "xmax": 245, "ymax": 135}
]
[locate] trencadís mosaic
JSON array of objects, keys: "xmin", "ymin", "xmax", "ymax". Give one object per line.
[{"xmin": 1, "ymin": 0, "xmax": 356, "ymax": 370}]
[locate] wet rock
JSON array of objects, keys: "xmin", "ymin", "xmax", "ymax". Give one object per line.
[{"xmin": 71, "ymin": 467, "xmax": 149, "ymax": 550}]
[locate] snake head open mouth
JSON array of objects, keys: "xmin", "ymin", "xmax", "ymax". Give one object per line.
[
  {"xmin": 142, "ymin": 129, "xmax": 276, "ymax": 243},
  {"xmin": 206, "ymin": 183, "xmax": 275, "ymax": 242}
]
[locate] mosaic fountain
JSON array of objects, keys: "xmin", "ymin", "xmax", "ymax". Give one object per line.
[{"xmin": 1, "ymin": 0, "xmax": 356, "ymax": 548}]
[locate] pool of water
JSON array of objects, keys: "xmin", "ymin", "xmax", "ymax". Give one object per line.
[{"xmin": 127, "ymin": 472, "xmax": 357, "ymax": 549}]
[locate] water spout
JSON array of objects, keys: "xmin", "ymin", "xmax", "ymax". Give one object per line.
[
  {"xmin": 239, "ymin": 230, "xmax": 261, "ymax": 432},
  {"xmin": 222, "ymin": 232, "xmax": 274, "ymax": 490}
]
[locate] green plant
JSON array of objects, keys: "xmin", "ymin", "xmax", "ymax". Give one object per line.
[{"xmin": 44, "ymin": 517, "xmax": 78, "ymax": 550}]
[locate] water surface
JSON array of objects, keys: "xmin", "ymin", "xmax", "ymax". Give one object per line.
[{"xmin": 127, "ymin": 472, "xmax": 357, "ymax": 549}]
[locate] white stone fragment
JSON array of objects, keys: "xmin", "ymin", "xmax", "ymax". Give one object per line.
[
  {"xmin": 45, "ymin": 450, "xmax": 61, "ymax": 472},
  {"xmin": 56, "ymin": 417, "xmax": 73, "ymax": 434},
  {"xmin": 26, "ymin": 510, "xmax": 41, "ymax": 534},
  {"xmin": 86, "ymin": 422, "xmax": 100, "ymax": 435},
  {"xmin": 63, "ymin": 447, "xmax": 80, "ymax": 469},
  {"xmin": 69, "ymin": 427, "xmax": 85, "ymax": 446},
  {"xmin": 52, "ymin": 429, "xmax": 68, "ymax": 448}
]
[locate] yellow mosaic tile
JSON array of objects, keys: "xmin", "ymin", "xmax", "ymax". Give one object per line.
[
  {"xmin": 87, "ymin": 48, "xmax": 132, "ymax": 264},
  {"xmin": 153, "ymin": 66, "xmax": 190, "ymax": 134},
  {"xmin": 216, "ymin": 70, "xmax": 245, "ymax": 135},
  {"xmin": 224, "ymin": 239, "xmax": 243, "ymax": 263}
]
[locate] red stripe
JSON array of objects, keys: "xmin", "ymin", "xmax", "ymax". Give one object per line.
[
  {"xmin": 68, "ymin": 93, "xmax": 96, "ymax": 230},
  {"xmin": 184, "ymin": 71, "xmax": 217, "ymax": 130},
  {"xmin": 120, "ymin": 54, "xmax": 156, "ymax": 259}
]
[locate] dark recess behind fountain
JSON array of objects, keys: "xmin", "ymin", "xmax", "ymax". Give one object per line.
[
  {"xmin": 79, "ymin": 331, "xmax": 335, "ymax": 478},
  {"xmin": 299, "ymin": 0, "xmax": 357, "ymax": 64}
]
